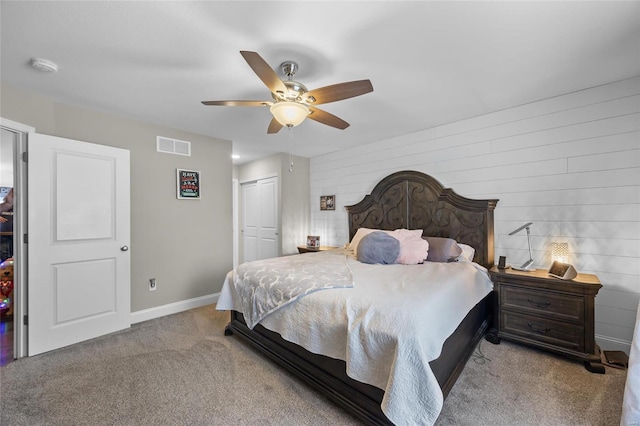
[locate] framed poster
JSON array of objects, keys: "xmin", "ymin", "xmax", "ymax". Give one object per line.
[
  {"xmin": 176, "ymin": 169, "xmax": 201, "ymax": 199},
  {"xmin": 320, "ymin": 195, "xmax": 335, "ymax": 210}
]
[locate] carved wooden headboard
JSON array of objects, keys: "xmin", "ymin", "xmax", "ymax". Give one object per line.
[{"xmin": 346, "ymin": 171, "xmax": 499, "ymax": 267}]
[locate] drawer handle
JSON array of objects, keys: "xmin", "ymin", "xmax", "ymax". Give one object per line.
[
  {"xmin": 527, "ymin": 322, "xmax": 551, "ymax": 334},
  {"xmin": 527, "ymin": 298, "xmax": 551, "ymax": 309}
]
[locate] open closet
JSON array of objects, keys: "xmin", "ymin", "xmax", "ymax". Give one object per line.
[
  {"xmin": 0, "ymin": 118, "xmax": 29, "ymax": 365},
  {"xmin": 0, "ymin": 127, "xmax": 16, "ymax": 365}
]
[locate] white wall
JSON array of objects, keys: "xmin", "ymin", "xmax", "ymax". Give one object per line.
[{"xmin": 310, "ymin": 77, "xmax": 640, "ymax": 352}]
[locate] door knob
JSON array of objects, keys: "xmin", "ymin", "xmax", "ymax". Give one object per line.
[{"xmin": 121, "ymin": 246, "xmax": 129, "ymax": 252}]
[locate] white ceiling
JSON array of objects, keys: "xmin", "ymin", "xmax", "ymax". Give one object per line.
[{"xmin": 2, "ymin": 1, "xmax": 639, "ymax": 165}]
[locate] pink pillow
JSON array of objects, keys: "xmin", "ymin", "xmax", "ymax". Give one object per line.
[{"xmin": 388, "ymin": 229, "xmax": 429, "ymax": 265}]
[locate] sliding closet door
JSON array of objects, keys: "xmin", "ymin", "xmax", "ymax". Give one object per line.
[
  {"xmin": 242, "ymin": 176, "xmax": 279, "ymax": 262},
  {"xmin": 27, "ymin": 133, "xmax": 131, "ymax": 356}
]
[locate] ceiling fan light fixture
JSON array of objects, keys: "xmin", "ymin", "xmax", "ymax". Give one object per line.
[{"xmin": 270, "ymin": 101, "xmax": 310, "ymax": 127}]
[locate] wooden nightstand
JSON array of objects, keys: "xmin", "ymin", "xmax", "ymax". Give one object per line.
[
  {"xmin": 485, "ymin": 266, "xmax": 604, "ymax": 373},
  {"xmin": 297, "ymin": 245, "xmax": 339, "ymax": 254}
]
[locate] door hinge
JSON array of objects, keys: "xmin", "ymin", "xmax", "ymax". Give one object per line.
[
  {"xmin": 22, "ymin": 151, "xmax": 28, "ymax": 162},
  {"xmin": 23, "ymin": 315, "xmax": 28, "ymax": 326},
  {"xmin": 23, "ymin": 234, "xmax": 28, "ymax": 244}
]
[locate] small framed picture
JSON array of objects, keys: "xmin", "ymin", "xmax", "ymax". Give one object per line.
[
  {"xmin": 320, "ymin": 195, "xmax": 335, "ymax": 210},
  {"xmin": 307, "ymin": 235, "xmax": 320, "ymax": 248},
  {"xmin": 177, "ymin": 169, "xmax": 201, "ymax": 199}
]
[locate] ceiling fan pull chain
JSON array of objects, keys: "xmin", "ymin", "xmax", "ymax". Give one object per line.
[{"xmin": 288, "ymin": 126, "xmax": 295, "ymax": 172}]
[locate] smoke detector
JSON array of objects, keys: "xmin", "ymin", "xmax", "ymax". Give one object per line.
[{"xmin": 30, "ymin": 58, "xmax": 58, "ymax": 73}]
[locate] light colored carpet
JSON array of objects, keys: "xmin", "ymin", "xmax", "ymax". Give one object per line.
[
  {"xmin": 438, "ymin": 338, "xmax": 626, "ymax": 425},
  {"xmin": 0, "ymin": 305, "xmax": 628, "ymax": 425}
]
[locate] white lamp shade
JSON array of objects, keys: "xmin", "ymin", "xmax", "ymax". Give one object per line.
[
  {"xmin": 551, "ymin": 242, "xmax": 569, "ymax": 263},
  {"xmin": 270, "ymin": 101, "xmax": 310, "ymax": 127}
]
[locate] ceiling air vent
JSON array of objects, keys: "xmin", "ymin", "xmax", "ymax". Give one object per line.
[{"xmin": 156, "ymin": 136, "xmax": 191, "ymax": 156}]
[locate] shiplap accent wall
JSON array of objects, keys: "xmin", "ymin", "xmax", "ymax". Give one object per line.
[{"xmin": 310, "ymin": 77, "xmax": 640, "ymax": 352}]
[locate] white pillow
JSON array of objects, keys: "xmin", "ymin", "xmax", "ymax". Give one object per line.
[
  {"xmin": 457, "ymin": 243, "xmax": 476, "ymax": 262},
  {"xmin": 348, "ymin": 227, "xmax": 377, "ymax": 254}
]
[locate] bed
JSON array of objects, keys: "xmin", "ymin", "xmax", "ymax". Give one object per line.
[
  {"xmin": 622, "ymin": 301, "xmax": 640, "ymax": 426},
  {"xmin": 217, "ymin": 170, "xmax": 498, "ymax": 425}
]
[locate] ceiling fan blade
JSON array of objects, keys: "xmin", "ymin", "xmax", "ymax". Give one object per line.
[
  {"xmin": 307, "ymin": 106, "xmax": 350, "ymax": 130},
  {"xmin": 240, "ymin": 51, "xmax": 288, "ymax": 96},
  {"xmin": 201, "ymin": 100, "xmax": 271, "ymax": 107},
  {"xmin": 303, "ymin": 80, "xmax": 373, "ymax": 105},
  {"xmin": 267, "ymin": 118, "xmax": 283, "ymax": 134}
]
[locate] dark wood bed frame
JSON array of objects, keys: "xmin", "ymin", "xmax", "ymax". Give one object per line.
[{"xmin": 225, "ymin": 170, "xmax": 498, "ymax": 425}]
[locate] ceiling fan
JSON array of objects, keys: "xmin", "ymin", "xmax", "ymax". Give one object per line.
[{"xmin": 202, "ymin": 51, "xmax": 374, "ymax": 134}]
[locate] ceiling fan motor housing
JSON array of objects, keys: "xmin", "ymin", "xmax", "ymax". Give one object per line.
[
  {"xmin": 280, "ymin": 80, "xmax": 308, "ymax": 101},
  {"xmin": 274, "ymin": 61, "xmax": 307, "ymax": 101}
]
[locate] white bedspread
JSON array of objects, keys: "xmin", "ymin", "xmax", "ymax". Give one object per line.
[
  {"xmin": 622, "ymin": 301, "xmax": 640, "ymax": 426},
  {"xmin": 217, "ymin": 249, "xmax": 493, "ymax": 426}
]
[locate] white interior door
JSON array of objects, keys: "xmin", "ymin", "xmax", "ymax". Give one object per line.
[
  {"xmin": 242, "ymin": 181, "xmax": 258, "ymax": 262},
  {"xmin": 258, "ymin": 177, "xmax": 278, "ymax": 259},
  {"xmin": 28, "ymin": 133, "xmax": 130, "ymax": 356},
  {"xmin": 232, "ymin": 179, "xmax": 239, "ymax": 269},
  {"xmin": 241, "ymin": 176, "xmax": 278, "ymax": 262}
]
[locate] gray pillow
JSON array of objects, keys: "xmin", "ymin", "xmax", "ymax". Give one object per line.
[
  {"xmin": 423, "ymin": 236, "xmax": 463, "ymax": 262},
  {"xmin": 357, "ymin": 231, "xmax": 400, "ymax": 264}
]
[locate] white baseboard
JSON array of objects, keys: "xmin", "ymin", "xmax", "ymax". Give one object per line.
[
  {"xmin": 596, "ymin": 334, "xmax": 631, "ymax": 355},
  {"xmin": 130, "ymin": 293, "xmax": 220, "ymax": 324}
]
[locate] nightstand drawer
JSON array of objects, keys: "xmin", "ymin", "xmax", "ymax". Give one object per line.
[
  {"xmin": 500, "ymin": 285, "xmax": 584, "ymax": 322},
  {"xmin": 501, "ymin": 311, "xmax": 585, "ymax": 352}
]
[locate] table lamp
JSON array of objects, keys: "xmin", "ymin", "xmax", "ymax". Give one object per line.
[{"xmin": 509, "ymin": 222, "xmax": 534, "ymax": 271}]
